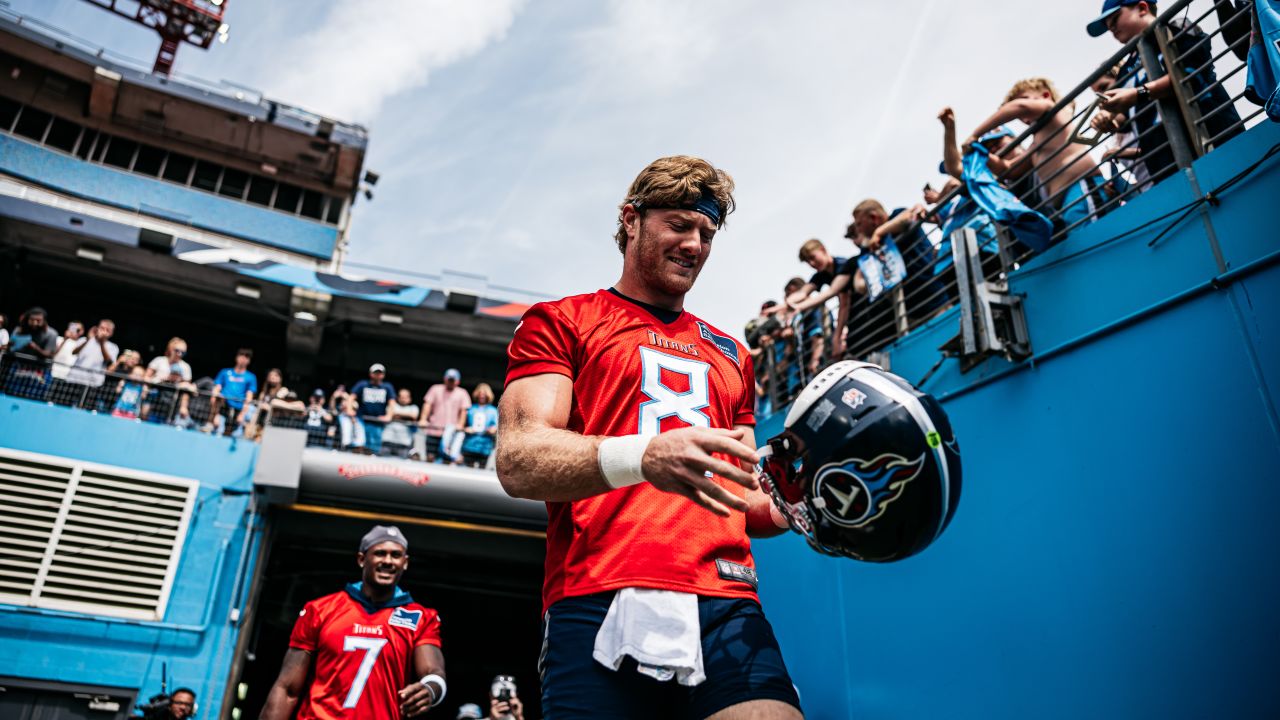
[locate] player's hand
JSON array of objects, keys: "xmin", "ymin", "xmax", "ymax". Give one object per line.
[
  {"xmin": 641, "ymin": 427, "xmax": 759, "ymax": 517},
  {"xmin": 398, "ymin": 680, "xmax": 434, "ymax": 717},
  {"xmin": 937, "ymin": 106, "xmax": 955, "ymax": 128}
]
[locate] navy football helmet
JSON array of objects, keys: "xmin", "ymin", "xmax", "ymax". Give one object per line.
[{"xmin": 758, "ymin": 361, "xmax": 961, "ymax": 562}]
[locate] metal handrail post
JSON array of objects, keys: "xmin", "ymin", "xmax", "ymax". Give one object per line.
[
  {"xmin": 1137, "ymin": 31, "xmax": 1199, "ymax": 171},
  {"xmin": 892, "ymin": 286, "xmax": 909, "ymax": 337},
  {"xmin": 1153, "ymin": 23, "xmax": 1209, "ymax": 156}
]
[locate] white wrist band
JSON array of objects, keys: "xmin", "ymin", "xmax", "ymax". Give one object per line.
[
  {"xmin": 420, "ymin": 674, "xmax": 446, "ymax": 706},
  {"xmin": 598, "ymin": 434, "xmax": 651, "ymax": 489}
]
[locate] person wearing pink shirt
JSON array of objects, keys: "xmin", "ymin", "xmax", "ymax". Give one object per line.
[{"xmin": 414, "ymin": 368, "xmax": 471, "ymax": 463}]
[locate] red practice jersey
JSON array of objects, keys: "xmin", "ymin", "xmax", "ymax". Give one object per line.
[
  {"xmin": 288, "ymin": 589, "xmax": 442, "ymax": 720},
  {"xmin": 506, "ymin": 289, "xmax": 758, "ymax": 612}
]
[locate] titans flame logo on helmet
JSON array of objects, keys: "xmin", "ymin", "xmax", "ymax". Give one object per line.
[{"xmin": 812, "ymin": 453, "xmax": 926, "ymax": 528}]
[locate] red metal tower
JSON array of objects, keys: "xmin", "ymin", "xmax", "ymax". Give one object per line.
[{"xmin": 80, "ymin": 0, "xmax": 228, "ymax": 76}]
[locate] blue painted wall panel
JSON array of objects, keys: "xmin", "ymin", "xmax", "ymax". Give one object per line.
[
  {"xmin": 0, "ymin": 398, "xmax": 261, "ymax": 719},
  {"xmin": 1183, "ymin": 121, "xmax": 1280, "ymax": 273},
  {"xmin": 0, "ymin": 134, "xmax": 340, "ymax": 259}
]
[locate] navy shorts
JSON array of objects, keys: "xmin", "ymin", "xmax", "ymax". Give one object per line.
[{"xmin": 540, "ymin": 592, "xmax": 801, "ymax": 719}]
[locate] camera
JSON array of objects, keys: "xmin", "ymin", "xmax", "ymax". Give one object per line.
[
  {"xmin": 490, "ymin": 675, "xmax": 517, "ymax": 703},
  {"xmin": 135, "ymin": 693, "xmax": 177, "ymax": 720}
]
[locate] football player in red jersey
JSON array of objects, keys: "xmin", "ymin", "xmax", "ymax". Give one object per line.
[
  {"xmin": 497, "ymin": 156, "xmax": 803, "ymax": 719},
  {"xmin": 260, "ymin": 526, "xmax": 446, "ymax": 720}
]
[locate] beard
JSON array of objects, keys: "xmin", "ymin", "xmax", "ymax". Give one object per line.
[{"xmin": 631, "ymin": 222, "xmax": 703, "ymax": 298}]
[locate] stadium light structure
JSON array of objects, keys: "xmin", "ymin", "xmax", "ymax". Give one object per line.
[{"xmin": 78, "ymin": 0, "xmax": 229, "ymax": 76}]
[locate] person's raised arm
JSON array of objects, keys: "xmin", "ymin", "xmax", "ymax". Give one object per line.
[
  {"xmin": 1099, "ymin": 75, "xmax": 1172, "ymax": 114},
  {"xmin": 791, "ymin": 274, "xmax": 850, "ymax": 313},
  {"xmin": 780, "ymin": 282, "xmax": 817, "ymax": 310},
  {"xmin": 398, "ymin": 644, "xmax": 446, "ymax": 717},
  {"xmin": 869, "ymin": 205, "xmax": 926, "ymax": 247},
  {"xmin": 495, "ymin": 373, "xmax": 759, "ymax": 516},
  {"xmin": 939, "ymin": 107, "xmax": 963, "ymax": 179},
  {"xmin": 832, "ymin": 291, "xmax": 850, "ymax": 357},
  {"xmin": 966, "ymin": 98, "xmax": 1053, "ymax": 146},
  {"xmin": 259, "ymin": 648, "xmax": 311, "ymax": 720}
]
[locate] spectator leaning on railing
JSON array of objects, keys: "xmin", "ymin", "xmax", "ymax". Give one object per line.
[
  {"xmin": 351, "ymin": 363, "xmax": 396, "ymax": 455},
  {"xmin": 460, "ymin": 383, "xmax": 500, "ymax": 468},
  {"xmin": 332, "ymin": 384, "xmax": 366, "ymax": 450},
  {"xmin": 110, "ymin": 365, "xmax": 148, "ymax": 420},
  {"xmin": 209, "ymin": 348, "xmax": 258, "ymax": 436},
  {"xmin": 303, "ymin": 388, "xmax": 334, "ymax": 447},
  {"xmin": 49, "ymin": 321, "xmax": 84, "ymax": 383},
  {"xmin": 146, "ymin": 337, "xmax": 196, "ymax": 426},
  {"xmin": 782, "ymin": 238, "xmax": 860, "ymax": 358},
  {"xmin": 1089, "ymin": 65, "xmax": 1152, "ymax": 193},
  {"xmin": 1089, "ymin": 0, "xmax": 1243, "ymax": 181},
  {"xmin": 415, "ymin": 368, "xmax": 470, "ymax": 463},
  {"xmin": 4, "ymin": 307, "xmax": 58, "ymax": 400},
  {"xmin": 852, "ymin": 200, "xmax": 947, "ymax": 326},
  {"xmin": 966, "ymin": 78, "xmax": 1110, "ymax": 232},
  {"xmin": 384, "ymin": 388, "xmax": 420, "ymax": 458},
  {"xmin": 66, "ymin": 319, "xmax": 119, "ymax": 408},
  {"xmin": 784, "ymin": 275, "xmax": 829, "ymax": 377}
]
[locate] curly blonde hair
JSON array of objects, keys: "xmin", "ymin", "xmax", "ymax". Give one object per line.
[
  {"xmin": 615, "ymin": 155, "xmax": 736, "ymax": 253},
  {"xmin": 1004, "ymin": 77, "xmax": 1060, "ymax": 104}
]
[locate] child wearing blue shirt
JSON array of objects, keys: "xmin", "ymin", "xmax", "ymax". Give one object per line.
[
  {"xmin": 111, "ymin": 366, "xmax": 148, "ymax": 420},
  {"xmin": 460, "ymin": 383, "xmax": 500, "ymax": 467}
]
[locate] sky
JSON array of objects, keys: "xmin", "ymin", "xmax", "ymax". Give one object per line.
[{"xmin": 7, "ymin": 0, "xmax": 1123, "ymax": 335}]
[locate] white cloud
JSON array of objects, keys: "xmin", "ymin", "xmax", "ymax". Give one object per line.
[{"xmin": 260, "ymin": 0, "xmax": 525, "ymax": 121}]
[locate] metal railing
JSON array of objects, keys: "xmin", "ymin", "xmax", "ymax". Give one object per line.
[
  {"xmin": 0, "ymin": 345, "xmax": 501, "ymax": 464},
  {"xmin": 0, "ymin": 349, "xmax": 222, "ymax": 431},
  {"xmin": 265, "ymin": 406, "xmax": 498, "ymax": 467},
  {"xmin": 756, "ymin": 0, "xmax": 1264, "ymax": 409},
  {"xmin": 753, "ymin": 308, "xmax": 835, "ymax": 413}
]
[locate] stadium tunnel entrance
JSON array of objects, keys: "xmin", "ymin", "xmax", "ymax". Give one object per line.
[{"xmin": 230, "ymin": 451, "xmax": 549, "ymax": 719}]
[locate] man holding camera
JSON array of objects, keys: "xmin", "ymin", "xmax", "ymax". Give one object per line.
[
  {"xmin": 497, "ymin": 156, "xmax": 802, "ymax": 718},
  {"xmin": 260, "ymin": 526, "xmax": 446, "ymax": 719},
  {"xmin": 134, "ymin": 687, "xmax": 195, "ymax": 719}
]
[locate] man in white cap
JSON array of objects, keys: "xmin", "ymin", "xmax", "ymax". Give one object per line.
[
  {"xmin": 262, "ymin": 525, "xmax": 445, "ymax": 719},
  {"xmin": 416, "ymin": 368, "xmax": 471, "ymax": 463},
  {"xmin": 352, "ymin": 364, "xmax": 397, "ymax": 456}
]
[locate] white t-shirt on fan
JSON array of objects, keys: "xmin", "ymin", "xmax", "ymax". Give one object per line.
[
  {"xmin": 148, "ymin": 355, "xmax": 193, "ymax": 383},
  {"xmin": 67, "ymin": 337, "xmax": 119, "ymax": 387}
]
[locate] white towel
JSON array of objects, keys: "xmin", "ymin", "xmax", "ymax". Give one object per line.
[{"xmin": 592, "ymin": 588, "xmax": 705, "ymax": 686}]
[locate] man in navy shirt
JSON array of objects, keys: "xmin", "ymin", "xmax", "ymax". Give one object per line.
[
  {"xmin": 210, "ymin": 348, "xmax": 258, "ymax": 436},
  {"xmin": 351, "ymin": 363, "xmax": 396, "ymax": 455}
]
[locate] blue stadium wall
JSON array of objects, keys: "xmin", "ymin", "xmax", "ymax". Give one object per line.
[
  {"xmin": 0, "ymin": 399, "xmax": 261, "ymax": 719},
  {"xmin": 754, "ymin": 121, "xmax": 1280, "ymax": 719}
]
